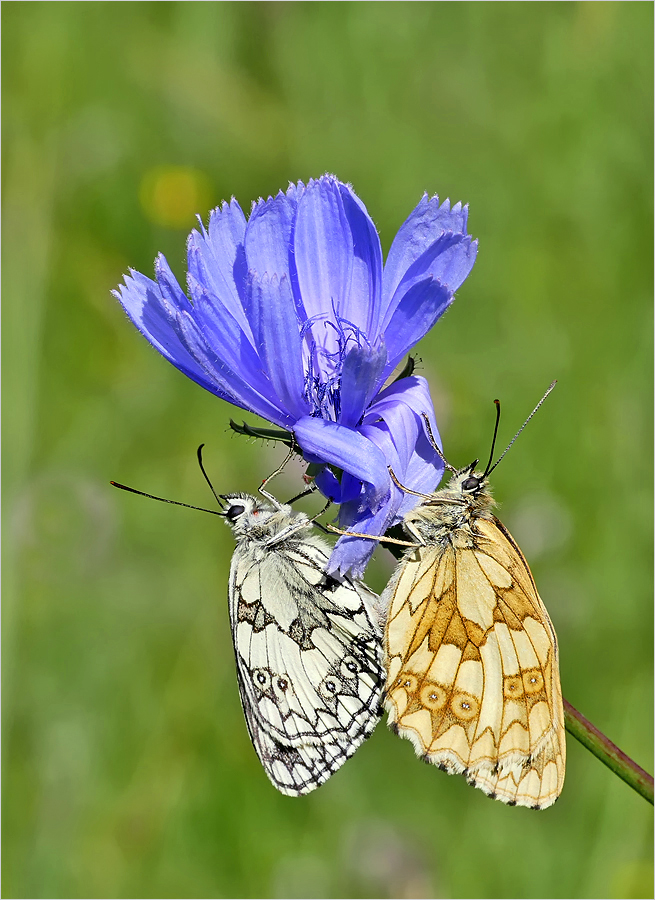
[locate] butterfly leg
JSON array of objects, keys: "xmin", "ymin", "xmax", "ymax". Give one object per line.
[
  {"xmin": 326, "ymin": 523, "xmax": 420, "ymax": 548},
  {"xmin": 259, "ymin": 439, "xmax": 300, "ymax": 507},
  {"xmin": 388, "ymin": 466, "xmax": 435, "ymax": 500},
  {"xmin": 264, "ymin": 498, "xmax": 333, "ymax": 548},
  {"xmin": 307, "ymin": 498, "xmax": 332, "ymax": 524},
  {"xmin": 402, "ymin": 521, "xmax": 427, "ymax": 546},
  {"xmin": 419, "ymin": 414, "xmax": 457, "ymax": 473},
  {"xmin": 285, "ymin": 481, "xmax": 319, "ymax": 506}
]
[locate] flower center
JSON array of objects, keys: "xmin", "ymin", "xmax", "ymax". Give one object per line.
[{"xmin": 302, "ymin": 312, "xmax": 369, "ymax": 421}]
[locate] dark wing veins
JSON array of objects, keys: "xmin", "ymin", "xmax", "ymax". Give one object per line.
[{"xmin": 235, "ymin": 545, "xmax": 355, "ymax": 651}]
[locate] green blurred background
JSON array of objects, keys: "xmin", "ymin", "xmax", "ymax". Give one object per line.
[{"xmin": 3, "ymin": 3, "xmax": 653, "ymax": 898}]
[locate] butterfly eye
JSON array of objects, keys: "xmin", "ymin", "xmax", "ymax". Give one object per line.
[
  {"xmin": 226, "ymin": 504, "xmax": 246, "ymax": 521},
  {"xmin": 461, "ymin": 476, "xmax": 480, "ymax": 492}
]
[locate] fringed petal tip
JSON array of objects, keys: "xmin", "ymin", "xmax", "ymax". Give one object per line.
[
  {"xmin": 418, "ymin": 194, "xmax": 470, "ymax": 229},
  {"xmin": 249, "ymin": 177, "xmax": 313, "ymax": 214}
]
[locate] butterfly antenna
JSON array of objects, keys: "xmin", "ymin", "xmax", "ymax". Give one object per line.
[
  {"xmin": 110, "ymin": 481, "xmax": 223, "ymax": 516},
  {"xmin": 196, "ymin": 444, "xmax": 223, "ymax": 508},
  {"xmin": 486, "ymin": 380, "xmax": 557, "ymax": 476},
  {"xmin": 421, "ymin": 413, "xmax": 457, "ymax": 474},
  {"xmin": 483, "ymin": 399, "xmax": 502, "ymax": 477}
]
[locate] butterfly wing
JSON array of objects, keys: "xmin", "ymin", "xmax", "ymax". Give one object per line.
[
  {"xmin": 229, "ymin": 538, "xmax": 384, "ymax": 796},
  {"xmin": 384, "ymin": 515, "xmax": 565, "ymax": 809}
]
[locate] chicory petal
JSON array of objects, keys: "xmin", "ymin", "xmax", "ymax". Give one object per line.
[
  {"xmin": 114, "ymin": 272, "xmax": 218, "ymax": 395},
  {"xmin": 328, "ymin": 497, "xmax": 397, "ymax": 579},
  {"xmin": 186, "ymin": 200, "xmax": 250, "ymax": 335},
  {"xmin": 293, "ymin": 176, "xmax": 353, "ymax": 334},
  {"xmin": 382, "ymin": 194, "xmax": 469, "ymax": 306},
  {"xmin": 336, "ymin": 181, "xmax": 383, "ymax": 337},
  {"xmin": 293, "ymin": 416, "xmax": 390, "ymax": 507},
  {"xmin": 174, "ymin": 309, "xmax": 294, "ymax": 426},
  {"xmin": 381, "ymin": 276, "xmax": 453, "ymax": 373},
  {"xmin": 248, "ymin": 272, "xmax": 309, "ymax": 420},
  {"xmin": 245, "ymin": 190, "xmax": 298, "ymax": 280},
  {"xmin": 338, "ymin": 344, "xmax": 388, "ymax": 429},
  {"xmin": 314, "ymin": 466, "xmax": 342, "ymax": 503}
]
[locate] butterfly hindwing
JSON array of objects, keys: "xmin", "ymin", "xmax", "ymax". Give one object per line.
[
  {"xmin": 225, "ymin": 496, "xmax": 384, "ymax": 796},
  {"xmin": 384, "ymin": 476, "xmax": 565, "ymax": 809}
]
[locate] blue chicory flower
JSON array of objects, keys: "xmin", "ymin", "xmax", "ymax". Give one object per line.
[{"xmin": 114, "ymin": 175, "xmax": 477, "ymax": 577}]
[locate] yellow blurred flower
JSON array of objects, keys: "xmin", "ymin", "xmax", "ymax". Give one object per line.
[{"xmin": 139, "ymin": 165, "xmax": 212, "ymax": 229}]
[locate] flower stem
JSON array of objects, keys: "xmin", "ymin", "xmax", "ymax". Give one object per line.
[{"xmin": 564, "ymin": 698, "xmax": 653, "ymax": 804}]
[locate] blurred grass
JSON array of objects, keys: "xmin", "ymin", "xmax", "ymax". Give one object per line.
[{"xmin": 2, "ymin": 2, "xmax": 652, "ymax": 898}]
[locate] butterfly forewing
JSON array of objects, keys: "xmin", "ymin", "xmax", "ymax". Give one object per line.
[
  {"xmin": 383, "ymin": 477, "xmax": 565, "ymax": 809},
  {"xmin": 225, "ymin": 496, "xmax": 384, "ymax": 796}
]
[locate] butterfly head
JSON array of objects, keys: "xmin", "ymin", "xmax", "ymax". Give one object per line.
[
  {"xmin": 456, "ymin": 461, "xmax": 487, "ymax": 495},
  {"xmin": 443, "ymin": 462, "xmax": 494, "ymax": 512},
  {"xmin": 219, "ymin": 493, "xmax": 276, "ymax": 535}
]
